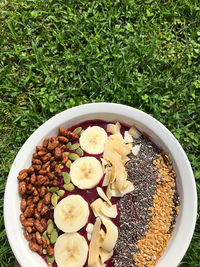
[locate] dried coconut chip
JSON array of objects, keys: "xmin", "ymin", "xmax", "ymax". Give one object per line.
[
  {"xmin": 107, "ymin": 122, "xmax": 121, "ymax": 135},
  {"xmin": 128, "ymin": 126, "xmax": 141, "ymax": 139},
  {"xmin": 124, "ymin": 131, "xmax": 134, "ymax": 143},
  {"xmin": 132, "ymin": 144, "xmax": 141, "ymax": 156},
  {"xmin": 101, "ymin": 217, "xmax": 118, "ymax": 252},
  {"xmin": 88, "ymin": 217, "xmax": 102, "ymax": 267},
  {"xmin": 99, "ymin": 248, "xmax": 113, "ymax": 265},
  {"xmin": 101, "ymin": 203, "xmax": 118, "ymax": 218},
  {"xmin": 97, "ymin": 187, "xmax": 112, "ymax": 206}
]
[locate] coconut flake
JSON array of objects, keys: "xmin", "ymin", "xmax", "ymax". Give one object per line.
[
  {"xmin": 129, "ymin": 126, "xmax": 141, "ymax": 139},
  {"xmin": 124, "ymin": 131, "xmax": 133, "ymax": 143},
  {"xmin": 132, "ymin": 144, "xmax": 141, "ymax": 156}
]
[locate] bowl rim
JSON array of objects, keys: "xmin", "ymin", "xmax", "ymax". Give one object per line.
[{"xmin": 4, "ymin": 103, "xmax": 197, "ymax": 267}]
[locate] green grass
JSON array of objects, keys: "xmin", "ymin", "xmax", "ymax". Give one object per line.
[{"xmin": 0, "ymin": 0, "xmax": 199, "ymax": 266}]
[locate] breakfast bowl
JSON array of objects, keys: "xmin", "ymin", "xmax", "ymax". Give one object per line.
[{"xmin": 4, "ymin": 103, "xmax": 197, "ymax": 267}]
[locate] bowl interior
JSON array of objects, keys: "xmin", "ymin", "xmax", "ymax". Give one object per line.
[{"xmin": 4, "ymin": 104, "xmax": 197, "ymax": 267}]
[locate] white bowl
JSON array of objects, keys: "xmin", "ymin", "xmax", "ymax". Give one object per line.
[{"xmin": 4, "ymin": 103, "xmax": 197, "ymax": 267}]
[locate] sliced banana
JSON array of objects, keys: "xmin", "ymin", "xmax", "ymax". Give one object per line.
[
  {"xmin": 54, "ymin": 232, "xmax": 88, "ymax": 267},
  {"xmin": 70, "ymin": 157, "xmax": 103, "ymax": 189},
  {"xmin": 79, "ymin": 126, "xmax": 107, "ymax": 154},
  {"xmin": 54, "ymin": 195, "xmax": 89, "ymax": 233}
]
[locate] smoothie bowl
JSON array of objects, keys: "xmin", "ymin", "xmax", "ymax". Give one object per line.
[{"xmin": 4, "ymin": 103, "xmax": 197, "ymax": 267}]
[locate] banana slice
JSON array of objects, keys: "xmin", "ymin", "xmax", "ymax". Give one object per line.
[
  {"xmin": 79, "ymin": 126, "xmax": 107, "ymax": 154},
  {"xmin": 70, "ymin": 157, "xmax": 103, "ymax": 189},
  {"xmin": 54, "ymin": 195, "xmax": 89, "ymax": 233},
  {"xmin": 54, "ymin": 232, "xmax": 88, "ymax": 267}
]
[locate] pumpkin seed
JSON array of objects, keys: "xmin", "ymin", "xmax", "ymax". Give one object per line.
[
  {"xmin": 76, "ymin": 147, "xmax": 84, "ymax": 156},
  {"xmin": 50, "ymin": 205, "xmax": 54, "ymax": 210},
  {"xmin": 49, "ymin": 186, "xmax": 59, "ymax": 193},
  {"xmin": 50, "ymin": 228, "xmax": 58, "ymax": 244},
  {"xmin": 43, "ymin": 231, "xmax": 50, "ymax": 245},
  {"xmin": 70, "ymin": 143, "xmax": 80, "ymax": 150},
  {"xmin": 51, "ymin": 193, "xmax": 58, "ymax": 207},
  {"xmin": 64, "ymin": 151, "xmax": 69, "ymax": 156},
  {"xmin": 66, "ymin": 159, "xmax": 72, "ymax": 168},
  {"xmin": 73, "ymin": 127, "xmax": 82, "ymax": 135},
  {"xmin": 43, "ymin": 249, "xmax": 47, "ymax": 255},
  {"xmin": 46, "ymin": 255, "xmax": 55, "ymax": 265},
  {"xmin": 66, "ymin": 142, "xmax": 72, "ymax": 149},
  {"xmin": 68, "ymin": 153, "xmax": 80, "ymax": 161},
  {"xmin": 47, "ymin": 219, "xmax": 53, "ymax": 226},
  {"xmin": 47, "ymin": 222, "xmax": 54, "ymax": 235},
  {"xmin": 57, "ymin": 189, "xmax": 65, "ymax": 197},
  {"xmin": 59, "ymin": 164, "xmax": 64, "ymax": 169},
  {"xmin": 63, "ymin": 172, "xmax": 71, "ymax": 184},
  {"xmin": 63, "ymin": 183, "xmax": 75, "ymax": 191}
]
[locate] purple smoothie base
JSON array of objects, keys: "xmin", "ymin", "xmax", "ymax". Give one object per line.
[{"xmin": 42, "ymin": 120, "xmax": 140, "ymax": 267}]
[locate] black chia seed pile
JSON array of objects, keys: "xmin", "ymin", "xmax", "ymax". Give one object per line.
[{"xmin": 113, "ymin": 135, "xmax": 161, "ymax": 267}]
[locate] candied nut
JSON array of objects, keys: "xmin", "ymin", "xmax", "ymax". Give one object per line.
[
  {"xmin": 32, "ymin": 165, "xmax": 42, "ymax": 171},
  {"xmin": 54, "ymin": 147, "xmax": 62, "ymax": 159},
  {"xmin": 27, "ymin": 183, "xmax": 33, "ymax": 192},
  {"xmin": 36, "ymin": 146, "xmax": 45, "ymax": 152},
  {"xmin": 44, "ymin": 192, "xmax": 52, "ymax": 205},
  {"xmin": 50, "ymin": 161, "xmax": 57, "ymax": 170},
  {"xmin": 32, "ymin": 187, "xmax": 38, "ymax": 196},
  {"xmin": 34, "ymin": 209, "xmax": 41, "ymax": 220},
  {"xmin": 33, "ymin": 195, "xmax": 40, "ymax": 204},
  {"xmin": 54, "ymin": 165, "xmax": 61, "ymax": 176},
  {"xmin": 39, "ymin": 186, "xmax": 46, "ymax": 198},
  {"xmin": 24, "ymin": 229, "xmax": 33, "ymax": 241},
  {"xmin": 30, "ymin": 173, "xmax": 36, "ymax": 184},
  {"xmin": 47, "ymin": 245, "xmax": 54, "ymax": 256},
  {"xmin": 50, "ymin": 180, "xmax": 58, "ymax": 187},
  {"xmin": 48, "ymin": 140, "xmax": 59, "ymax": 151},
  {"xmin": 60, "ymin": 144, "xmax": 66, "ymax": 152},
  {"xmin": 37, "ymin": 175, "xmax": 47, "ymax": 185},
  {"xmin": 33, "ymin": 153, "xmax": 39, "ymax": 159},
  {"xmin": 19, "ymin": 169, "xmax": 27, "ymax": 175},
  {"xmin": 38, "ymin": 169, "xmax": 47, "ymax": 175},
  {"xmin": 20, "ymin": 213, "xmax": 26, "ymax": 224},
  {"xmin": 41, "ymin": 218, "xmax": 47, "ymax": 230},
  {"xmin": 19, "ymin": 181, "xmax": 26, "ymax": 195},
  {"xmin": 36, "ymin": 231, "xmax": 43, "ymax": 245},
  {"xmin": 27, "ymin": 196, "xmax": 33, "ymax": 206},
  {"xmin": 58, "ymin": 136, "xmax": 68, "ymax": 143},
  {"xmin": 18, "ymin": 170, "xmax": 28, "ymax": 180},
  {"xmin": 44, "ymin": 180, "xmax": 50, "ymax": 186},
  {"xmin": 42, "ymin": 153, "xmax": 52, "ymax": 163},
  {"xmin": 66, "ymin": 131, "xmax": 79, "ymax": 140},
  {"xmin": 35, "ymin": 220, "xmax": 44, "ymax": 233},
  {"xmin": 41, "ymin": 205, "xmax": 49, "ymax": 216},
  {"xmin": 32, "ymin": 159, "xmax": 42, "ymax": 165},
  {"xmin": 21, "ymin": 198, "xmax": 27, "ymax": 212},
  {"xmin": 37, "ymin": 150, "xmax": 47, "ymax": 157},
  {"xmin": 24, "ymin": 204, "xmax": 35, "ymax": 218},
  {"xmin": 42, "ymin": 161, "xmax": 50, "ymax": 170},
  {"xmin": 29, "ymin": 241, "xmax": 41, "ymax": 252},
  {"xmin": 50, "ymin": 156, "xmax": 55, "ymax": 162},
  {"xmin": 59, "ymin": 126, "xmax": 67, "ymax": 136},
  {"xmin": 47, "ymin": 171, "xmax": 54, "ymax": 180},
  {"xmin": 42, "ymin": 236, "xmax": 47, "ymax": 248},
  {"xmin": 43, "ymin": 138, "xmax": 49, "ymax": 148},
  {"xmin": 27, "ymin": 166, "xmax": 35, "ymax": 175},
  {"xmin": 26, "ymin": 226, "xmax": 33, "ymax": 233},
  {"xmin": 61, "ymin": 154, "xmax": 68, "ymax": 165},
  {"xmin": 37, "ymin": 201, "xmax": 43, "ymax": 213}
]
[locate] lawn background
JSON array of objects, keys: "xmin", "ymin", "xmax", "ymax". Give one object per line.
[{"xmin": 0, "ymin": 0, "xmax": 199, "ymax": 266}]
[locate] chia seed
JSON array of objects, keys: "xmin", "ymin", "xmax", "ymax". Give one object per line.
[{"xmin": 113, "ymin": 136, "xmax": 161, "ymax": 267}]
